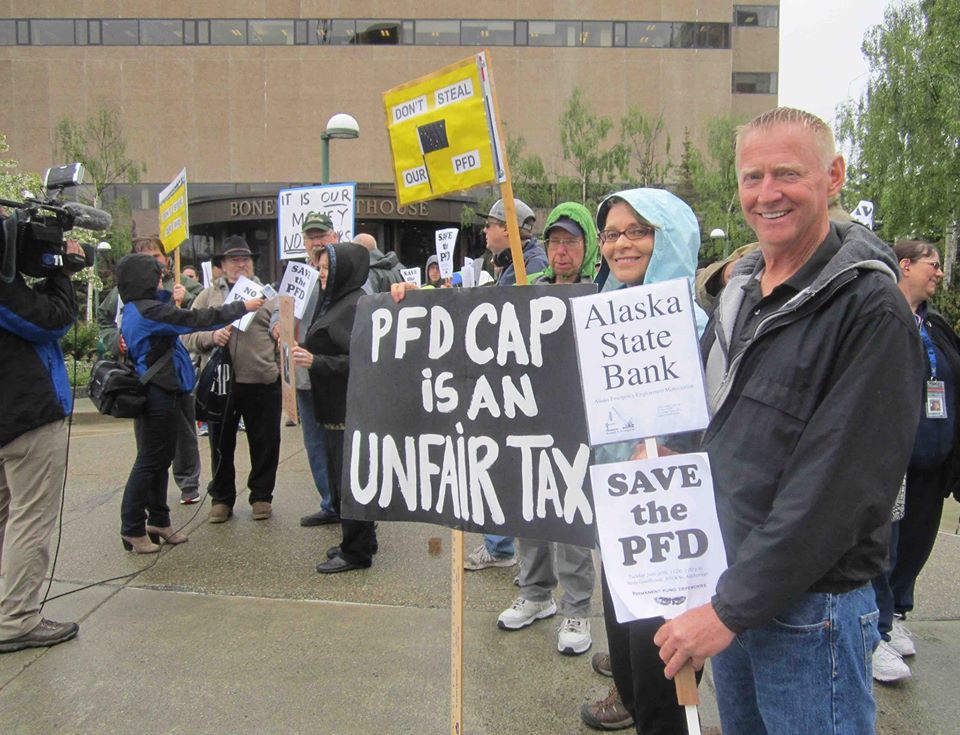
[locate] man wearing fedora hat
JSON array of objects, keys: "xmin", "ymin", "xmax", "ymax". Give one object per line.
[{"xmin": 182, "ymin": 235, "xmax": 282, "ymax": 523}]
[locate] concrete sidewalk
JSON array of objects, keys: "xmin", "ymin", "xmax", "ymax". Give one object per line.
[{"xmin": 0, "ymin": 401, "xmax": 957, "ymax": 734}]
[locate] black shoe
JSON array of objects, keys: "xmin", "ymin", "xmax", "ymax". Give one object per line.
[
  {"xmin": 0, "ymin": 619, "xmax": 79, "ymax": 654},
  {"xmin": 326, "ymin": 540, "xmax": 379, "ymax": 559},
  {"xmin": 316, "ymin": 555, "xmax": 368, "ymax": 574},
  {"xmin": 300, "ymin": 509, "xmax": 340, "ymax": 527}
]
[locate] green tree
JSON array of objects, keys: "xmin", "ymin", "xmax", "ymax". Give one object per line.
[
  {"xmin": 55, "ymin": 104, "xmax": 146, "ymax": 259},
  {"xmin": 619, "ymin": 107, "xmax": 672, "ymax": 187},
  {"xmin": 559, "ymin": 88, "xmax": 623, "ymax": 207},
  {"xmin": 836, "ymin": 0, "xmax": 960, "ymax": 248},
  {"xmin": 0, "ymin": 132, "xmax": 42, "ymax": 202}
]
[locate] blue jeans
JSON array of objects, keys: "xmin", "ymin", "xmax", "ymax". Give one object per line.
[
  {"xmin": 712, "ymin": 585, "xmax": 880, "ymax": 735},
  {"xmin": 484, "ymin": 534, "xmax": 515, "ymax": 558},
  {"xmin": 871, "ymin": 521, "xmax": 899, "ymax": 640},
  {"xmin": 297, "ymin": 389, "xmax": 332, "ymax": 513}
]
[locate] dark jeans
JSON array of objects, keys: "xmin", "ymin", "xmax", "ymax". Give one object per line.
[
  {"xmin": 121, "ymin": 386, "xmax": 181, "ymax": 536},
  {"xmin": 871, "ymin": 521, "xmax": 899, "ymax": 639},
  {"xmin": 890, "ymin": 466, "xmax": 947, "ymax": 616},
  {"xmin": 327, "ymin": 428, "xmax": 376, "ymax": 566},
  {"xmin": 208, "ymin": 380, "xmax": 282, "ymax": 507},
  {"xmin": 602, "ymin": 569, "xmax": 698, "ymax": 735},
  {"xmin": 133, "ymin": 386, "xmax": 199, "ymax": 492}
]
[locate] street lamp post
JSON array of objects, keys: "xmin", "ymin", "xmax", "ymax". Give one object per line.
[
  {"xmin": 709, "ymin": 228, "xmax": 729, "ymax": 260},
  {"xmin": 320, "ymin": 113, "xmax": 360, "ymax": 185}
]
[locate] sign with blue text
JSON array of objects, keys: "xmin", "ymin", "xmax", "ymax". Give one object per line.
[
  {"xmin": 342, "ymin": 284, "xmax": 597, "ymax": 546},
  {"xmin": 570, "ymin": 278, "xmax": 708, "ymax": 446}
]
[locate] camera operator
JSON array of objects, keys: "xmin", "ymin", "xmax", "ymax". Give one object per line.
[{"xmin": 0, "ymin": 238, "xmax": 82, "ymax": 653}]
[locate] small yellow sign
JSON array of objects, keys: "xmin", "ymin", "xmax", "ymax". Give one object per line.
[
  {"xmin": 384, "ymin": 52, "xmax": 503, "ymax": 206},
  {"xmin": 159, "ymin": 168, "xmax": 189, "ymax": 253}
]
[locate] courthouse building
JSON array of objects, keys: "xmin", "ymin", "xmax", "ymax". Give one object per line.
[{"xmin": 0, "ymin": 1, "xmax": 779, "ymax": 279}]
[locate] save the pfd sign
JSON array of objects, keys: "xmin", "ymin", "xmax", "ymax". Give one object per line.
[
  {"xmin": 591, "ymin": 453, "xmax": 726, "ymax": 623},
  {"xmin": 383, "ymin": 51, "xmax": 505, "ymax": 206}
]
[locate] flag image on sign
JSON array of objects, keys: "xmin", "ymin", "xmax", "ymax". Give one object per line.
[{"xmin": 384, "ymin": 51, "xmax": 504, "ymax": 205}]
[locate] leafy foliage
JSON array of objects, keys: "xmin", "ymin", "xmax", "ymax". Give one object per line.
[
  {"xmin": 619, "ymin": 107, "xmax": 673, "ymax": 188},
  {"xmin": 559, "ymin": 88, "xmax": 623, "ymax": 208}
]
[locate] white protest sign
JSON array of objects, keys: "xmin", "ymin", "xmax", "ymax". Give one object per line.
[
  {"xmin": 278, "ymin": 261, "xmax": 320, "ymax": 320},
  {"xmin": 400, "ymin": 267, "xmax": 421, "ymax": 286},
  {"xmin": 277, "ymin": 184, "xmax": 356, "ymax": 261},
  {"xmin": 460, "ymin": 261, "xmax": 475, "ymax": 288},
  {"xmin": 201, "ymin": 261, "xmax": 213, "ymax": 289},
  {"xmin": 570, "ymin": 278, "xmax": 709, "ymax": 446},
  {"xmin": 224, "ymin": 275, "xmax": 262, "ymax": 331},
  {"xmin": 851, "ymin": 200, "xmax": 874, "ymax": 230},
  {"xmin": 590, "ymin": 452, "xmax": 726, "ymax": 623},
  {"xmin": 435, "ymin": 228, "xmax": 458, "ymax": 278}
]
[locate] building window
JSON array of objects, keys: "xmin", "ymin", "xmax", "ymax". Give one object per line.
[
  {"xmin": 16, "ymin": 20, "xmax": 29, "ymax": 45},
  {"xmin": 357, "ymin": 19, "xmax": 401, "ymax": 45},
  {"xmin": 401, "ymin": 20, "xmax": 414, "ymax": 44},
  {"xmin": 529, "ymin": 20, "xmax": 581, "ymax": 47},
  {"xmin": 613, "ymin": 22, "xmax": 626, "ymax": 47},
  {"xmin": 88, "ymin": 20, "xmax": 101, "ymax": 45},
  {"xmin": 0, "ymin": 20, "xmax": 15, "ymax": 45},
  {"xmin": 626, "ymin": 22, "xmax": 676, "ymax": 48},
  {"xmin": 461, "ymin": 20, "xmax": 513, "ymax": 47},
  {"xmin": 695, "ymin": 23, "xmax": 730, "ymax": 49},
  {"xmin": 581, "ymin": 21, "xmax": 613, "ymax": 48},
  {"xmin": 514, "ymin": 21, "xmax": 528, "ymax": 46},
  {"xmin": 101, "ymin": 19, "xmax": 139, "ymax": 45},
  {"xmin": 140, "ymin": 19, "xmax": 184, "ymax": 45},
  {"xmin": 734, "ymin": 5, "xmax": 780, "ymax": 27},
  {"xmin": 31, "ymin": 19, "xmax": 75, "ymax": 45},
  {"xmin": 248, "ymin": 20, "xmax": 295, "ymax": 45},
  {"xmin": 294, "ymin": 20, "xmax": 308, "ymax": 45},
  {"xmin": 311, "ymin": 19, "xmax": 356, "ymax": 45},
  {"xmin": 414, "ymin": 20, "xmax": 459, "ymax": 46},
  {"xmin": 733, "ymin": 72, "xmax": 778, "ymax": 94},
  {"xmin": 74, "ymin": 19, "xmax": 87, "ymax": 45},
  {"xmin": 210, "ymin": 19, "xmax": 247, "ymax": 45}
]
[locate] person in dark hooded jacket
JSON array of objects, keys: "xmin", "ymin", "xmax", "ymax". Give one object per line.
[
  {"xmin": 115, "ymin": 253, "xmax": 263, "ymax": 554},
  {"xmin": 291, "ymin": 242, "xmax": 376, "ymax": 573}
]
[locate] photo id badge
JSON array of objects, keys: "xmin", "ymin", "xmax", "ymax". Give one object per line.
[{"xmin": 926, "ymin": 380, "xmax": 947, "ymax": 419}]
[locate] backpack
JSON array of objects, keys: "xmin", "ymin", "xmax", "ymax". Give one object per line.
[
  {"xmin": 88, "ymin": 349, "xmax": 173, "ymax": 419},
  {"xmin": 194, "ymin": 346, "xmax": 234, "ymax": 422}
]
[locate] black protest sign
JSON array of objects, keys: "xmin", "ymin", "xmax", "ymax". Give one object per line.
[{"xmin": 342, "ymin": 284, "xmax": 597, "ymax": 546}]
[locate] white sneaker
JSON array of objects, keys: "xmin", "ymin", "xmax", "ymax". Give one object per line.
[
  {"xmin": 558, "ymin": 617, "xmax": 592, "ymax": 655},
  {"xmin": 464, "ymin": 543, "xmax": 517, "ymax": 571},
  {"xmin": 872, "ymin": 640, "xmax": 911, "ymax": 683},
  {"xmin": 497, "ymin": 597, "xmax": 557, "ymax": 630},
  {"xmin": 890, "ymin": 620, "xmax": 916, "ymax": 657}
]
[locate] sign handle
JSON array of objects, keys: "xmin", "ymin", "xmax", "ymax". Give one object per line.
[
  {"xmin": 482, "ymin": 51, "xmax": 527, "ymax": 287},
  {"xmin": 450, "ymin": 528, "xmax": 464, "ymax": 734},
  {"xmin": 643, "ymin": 437, "xmax": 701, "ymax": 735}
]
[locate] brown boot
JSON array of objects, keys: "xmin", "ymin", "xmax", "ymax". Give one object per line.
[
  {"xmin": 121, "ymin": 535, "xmax": 161, "ymax": 554},
  {"xmin": 208, "ymin": 504, "xmax": 233, "ymax": 523},
  {"xmin": 580, "ymin": 684, "xmax": 634, "ymax": 731},
  {"xmin": 251, "ymin": 501, "xmax": 272, "ymax": 520}
]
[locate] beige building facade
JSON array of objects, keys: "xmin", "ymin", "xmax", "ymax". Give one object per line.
[{"xmin": 0, "ymin": 1, "xmax": 779, "ymax": 276}]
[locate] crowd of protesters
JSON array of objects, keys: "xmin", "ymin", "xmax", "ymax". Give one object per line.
[{"xmin": 1, "ymin": 106, "xmax": 956, "ymax": 735}]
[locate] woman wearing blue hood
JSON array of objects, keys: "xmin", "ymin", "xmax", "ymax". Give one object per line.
[
  {"xmin": 115, "ymin": 252, "xmax": 263, "ymax": 554},
  {"xmin": 581, "ymin": 189, "xmax": 706, "ymax": 734}
]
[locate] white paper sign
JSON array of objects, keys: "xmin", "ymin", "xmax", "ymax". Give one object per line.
[
  {"xmin": 400, "ymin": 267, "xmax": 421, "ymax": 286},
  {"xmin": 277, "ymin": 183, "xmax": 356, "ymax": 261},
  {"xmin": 435, "ymin": 228, "xmax": 458, "ymax": 278},
  {"xmin": 570, "ymin": 278, "xmax": 709, "ymax": 446},
  {"xmin": 224, "ymin": 275, "xmax": 262, "ymax": 331},
  {"xmin": 851, "ymin": 200, "xmax": 874, "ymax": 230},
  {"xmin": 591, "ymin": 452, "xmax": 726, "ymax": 623},
  {"xmin": 200, "ymin": 261, "xmax": 213, "ymax": 289},
  {"xmin": 278, "ymin": 261, "xmax": 319, "ymax": 320}
]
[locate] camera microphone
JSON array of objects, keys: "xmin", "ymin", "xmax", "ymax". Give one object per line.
[{"xmin": 62, "ymin": 202, "xmax": 112, "ymax": 232}]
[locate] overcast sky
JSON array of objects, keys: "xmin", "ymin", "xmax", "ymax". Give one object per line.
[{"xmin": 779, "ymin": 0, "xmax": 891, "ymax": 127}]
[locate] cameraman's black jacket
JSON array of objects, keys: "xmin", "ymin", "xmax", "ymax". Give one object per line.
[{"xmin": 0, "ymin": 269, "xmax": 76, "ymax": 447}]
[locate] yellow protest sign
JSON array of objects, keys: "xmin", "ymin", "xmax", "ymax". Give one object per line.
[
  {"xmin": 159, "ymin": 168, "xmax": 189, "ymax": 253},
  {"xmin": 384, "ymin": 51, "xmax": 505, "ymax": 206}
]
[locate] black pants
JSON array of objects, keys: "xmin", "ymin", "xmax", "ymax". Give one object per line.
[
  {"xmin": 121, "ymin": 386, "xmax": 181, "ymax": 536},
  {"xmin": 602, "ymin": 569, "xmax": 698, "ymax": 735},
  {"xmin": 890, "ymin": 465, "xmax": 947, "ymax": 615},
  {"xmin": 208, "ymin": 380, "xmax": 282, "ymax": 507},
  {"xmin": 327, "ymin": 428, "xmax": 376, "ymax": 566}
]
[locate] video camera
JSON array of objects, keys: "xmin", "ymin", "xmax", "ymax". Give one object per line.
[{"xmin": 0, "ymin": 162, "xmax": 113, "ymax": 283}]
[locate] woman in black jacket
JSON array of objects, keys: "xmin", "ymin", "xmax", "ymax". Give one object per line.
[
  {"xmin": 291, "ymin": 241, "xmax": 376, "ymax": 573},
  {"xmin": 872, "ymin": 240, "xmax": 960, "ymax": 681},
  {"xmin": 115, "ymin": 253, "xmax": 263, "ymax": 554}
]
